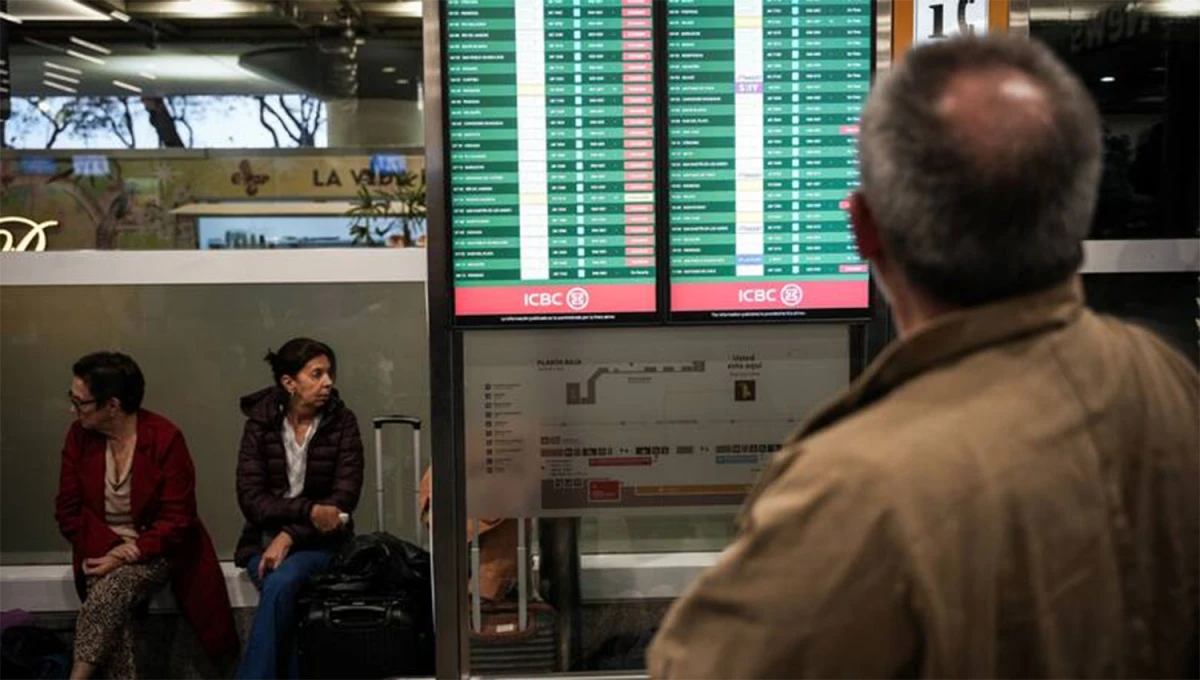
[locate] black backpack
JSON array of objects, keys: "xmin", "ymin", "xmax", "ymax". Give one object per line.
[
  {"xmin": 311, "ymin": 531, "xmax": 430, "ymax": 596},
  {"xmin": 0, "ymin": 626, "xmax": 70, "ymax": 680}
]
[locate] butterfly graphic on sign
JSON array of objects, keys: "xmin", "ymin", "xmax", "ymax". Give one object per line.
[{"xmin": 231, "ymin": 160, "xmax": 270, "ymax": 196}]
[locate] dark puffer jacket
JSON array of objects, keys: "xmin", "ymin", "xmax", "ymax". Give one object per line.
[{"xmin": 234, "ymin": 386, "xmax": 364, "ymax": 567}]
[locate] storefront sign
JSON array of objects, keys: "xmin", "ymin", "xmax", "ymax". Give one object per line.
[
  {"xmin": 893, "ymin": 0, "xmax": 1010, "ymax": 60},
  {"xmin": 0, "ymin": 152, "xmax": 426, "ymax": 251},
  {"xmin": 1070, "ymin": 5, "xmax": 1153, "ymax": 54},
  {"xmin": 915, "ymin": 0, "xmax": 990, "ymax": 44},
  {"xmin": 0, "ymin": 217, "xmax": 59, "ymax": 252},
  {"xmin": 311, "ymin": 167, "xmax": 414, "ymax": 188},
  {"xmin": 72, "ymin": 155, "xmax": 111, "ymax": 177}
]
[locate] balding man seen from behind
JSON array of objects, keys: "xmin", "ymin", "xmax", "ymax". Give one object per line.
[{"xmin": 649, "ymin": 36, "xmax": 1198, "ymax": 679}]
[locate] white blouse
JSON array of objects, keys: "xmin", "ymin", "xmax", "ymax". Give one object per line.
[{"xmin": 281, "ymin": 415, "xmax": 320, "ymax": 499}]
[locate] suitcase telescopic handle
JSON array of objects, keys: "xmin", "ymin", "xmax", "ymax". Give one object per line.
[
  {"xmin": 370, "ymin": 415, "xmax": 423, "ymax": 538},
  {"xmin": 372, "ymin": 416, "xmax": 422, "ymax": 430}
]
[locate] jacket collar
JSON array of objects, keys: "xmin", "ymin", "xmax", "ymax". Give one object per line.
[
  {"xmin": 130, "ymin": 410, "xmax": 159, "ymax": 517},
  {"xmin": 79, "ymin": 409, "xmax": 161, "ymax": 518},
  {"xmin": 240, "ymin": 385, "xmax": 343, "ymax": 427},
  {"xmin": 792, "ymin": 278, "xmax": 1086, "ymax": 442}
]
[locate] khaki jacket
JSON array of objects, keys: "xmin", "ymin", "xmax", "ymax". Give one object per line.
[{"xmin": 649, "ymin": 280, "xmax": 1198, "ymax": 678}]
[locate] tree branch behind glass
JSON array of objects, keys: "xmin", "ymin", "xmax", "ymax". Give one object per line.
[{"xmin": 347, "ymin": 169, "xmax": 427, "ymax": 247}]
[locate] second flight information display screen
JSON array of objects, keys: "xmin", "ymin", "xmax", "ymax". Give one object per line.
[
  {"xmin": 446, "ymin": 0, "xmax": 658, "ymax": 324},
  {"xmin": 666, "ymin": 0, "xmax": 871, "ymax": 320}
]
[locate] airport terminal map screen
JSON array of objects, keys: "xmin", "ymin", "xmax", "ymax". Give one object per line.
[
  {"xmin": 445, "ymin": 0, "xmax": 659, "ymax": 324},
  {"xmin": 666, "ymin": 0, "xmax": 871, "ymax": 320}
]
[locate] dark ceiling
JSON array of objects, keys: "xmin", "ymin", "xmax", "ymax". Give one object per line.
[{"xmin": 1, "ymin": 0, "xmax": 424, "ymax": 98}]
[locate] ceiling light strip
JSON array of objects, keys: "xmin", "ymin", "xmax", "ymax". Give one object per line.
[
  {"xmin": 44, "ymin": 80, "xmax": 78, "ymax": 94},
  {"xmin": 46, "ymin": 61, "xmax": 84, "ymax": 75},
  {"xmin": 44, "ymin": 71, "xmax": 81, "ymax": 84},
  {"xmin": 112, "ymin": 79, "xmax": 143, "ymax": 94},
  {"xmin": 67, "ymin": 49, "xmax": 106, "ymax": 66},
  {"xmin": 0, "ymin": 11, "xmax": 23, "ymax": 24},
  {"xmin": 69, "ymin": 36, "xmax": 113, "ymax": 55},
  {"xmin": 25, "ymin": 37, "xmax": 68, "ymax": 53}
]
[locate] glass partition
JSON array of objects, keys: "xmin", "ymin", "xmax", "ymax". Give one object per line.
[
  {"xmin": 0, "ymin": 282, "xmax": 430, "ymax": 564},
  {"xmin": 1030, "ymin": 0, "xmax": 1199, "ymax": 241},
  {"xmin": 1, "ymin": 2, "xmax": 427, "ymax": 253},
  {"xmin": 0, "ymin": 0, "xmax": 436, "ymax": 570},
  {"xmin": 457, "ymin": 324, "xmax": 850, "ymax": 671},
  {"xmin": 1031, "ymin": 1, "xmax": 1198, "ymax": 361}
]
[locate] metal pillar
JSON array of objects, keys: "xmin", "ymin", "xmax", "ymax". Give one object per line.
[
  {"xmin": 539, "ymin": 518, "xmax": 583, "ymax": 672},
  {"xmin": 422, "ymin": 0, "xmax": 469, "ymax": 677}
]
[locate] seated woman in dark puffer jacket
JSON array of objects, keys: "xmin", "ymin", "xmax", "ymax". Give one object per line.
[{"xmin": 233, "ymin": 338, "xmax": 364, "ymax": 679}]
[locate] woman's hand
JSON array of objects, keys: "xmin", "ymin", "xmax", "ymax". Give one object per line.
[
  {"xmin": 310, "ymin": 504, "xmax": 343, "ymax": 533},
  {"xmin": 83, "ymin": 555, "xmax": 122, "ymax": 577},
  {"xmin": 257, "ymin": 531, "xmax": 294, "ymax": 578},
  {"xmin": 108, "ymin": 542, "xmax": 141, "ymax": 563}
]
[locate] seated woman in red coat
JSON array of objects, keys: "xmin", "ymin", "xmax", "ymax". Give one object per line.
[
  {"xmin": 234, "ymin": 338, "xmax": 364, "ymax": 679},
  {"xmin": 54, "ymin": 351, "xmax": 238, "ymax": 679}
]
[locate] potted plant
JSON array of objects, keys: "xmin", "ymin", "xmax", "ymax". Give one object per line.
[{"xmin": 347, "ymin": 168, "xmax": 427, "ymax": 247}]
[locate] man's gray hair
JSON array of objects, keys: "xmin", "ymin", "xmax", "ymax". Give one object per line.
[{"xmin": 859, "ymin": 36, "xmax": 1102, "ymax": 306}]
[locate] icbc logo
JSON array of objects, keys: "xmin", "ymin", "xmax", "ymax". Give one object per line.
[
  {"xmin": 738, "ymin": 288, "xmax": 776, "ymax": 303},
  {"xmin": 780, "ymin": 283, "xmax": 804, "ymax": 307},
  {"xmin": 566, "ymin": 287, "xmax": 590, "ymax": 311},
  {"xmin": 523, "ymin": 292, "xmax": 561, "ymax": 307},
  {"xmin": 736, "ymin": 284, "xmax": 805, "ymax": 307},
  {"xmin": 522, "ymin": 287, "xmax": 591, "ymax": 310}
]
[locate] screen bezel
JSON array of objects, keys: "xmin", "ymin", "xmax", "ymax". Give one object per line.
[
  {"xmin": 440, "ymin": 0, "xmax": 877, "ymax": 328},
  {"xmin": 442, "ymin": 0, "xmax": 664, "ymax": 328},
  {"xmin": 662, "ymin": 0, "xmax": 876, "ymax": 324}
]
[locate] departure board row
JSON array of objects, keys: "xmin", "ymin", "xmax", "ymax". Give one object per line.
[{"xmin": 443, "ymin": 0, "xmax": 872, "ymax": 325}]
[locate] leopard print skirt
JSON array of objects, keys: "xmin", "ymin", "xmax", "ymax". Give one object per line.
[{"xmin": 74, "ymin": 557, "xmax": 170, "ymax": 678}]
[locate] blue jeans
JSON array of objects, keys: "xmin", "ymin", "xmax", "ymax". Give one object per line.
[{"xmin": 236, "ymin": 548, "xmax": 335, "ymax": 679}]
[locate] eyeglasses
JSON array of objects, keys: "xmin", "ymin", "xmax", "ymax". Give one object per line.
[{"xmin": 68, "ymin": 392, "xmax": 97, "ymax": 411}]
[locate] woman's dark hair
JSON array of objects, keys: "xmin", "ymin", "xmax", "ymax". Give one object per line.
[
  {"xmin": 73, "ymin": 352, "xmax": 145, "ymax": 414},
  {"xmin": 264, "ymin": 338, "xmax": 337, "ymax": 386}
]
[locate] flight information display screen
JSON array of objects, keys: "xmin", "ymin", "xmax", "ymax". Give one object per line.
[
  {"xmin": 446, "ymin": 0, "xmax": 659, "ymax": 325},
  {"xmin": 666, "ymin": 0, "xmax": 872, "ymax": 320}
]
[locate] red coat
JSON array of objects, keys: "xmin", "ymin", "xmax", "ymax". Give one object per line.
[{"xmin": 54, "ymin": 410, "xmax": 239, "ymax": 663}]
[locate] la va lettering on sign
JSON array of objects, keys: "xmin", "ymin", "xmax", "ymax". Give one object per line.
[
  {"xmin": 311, "ymin": 168, "xmax": 411, "ymax": 188},
  {"xmin": 0, "ymin": 216, "xmax": 60, "ymax": 252},
  {"xmin": 914, "ymin": 0, "xmax": 990, "ymax": 44}
]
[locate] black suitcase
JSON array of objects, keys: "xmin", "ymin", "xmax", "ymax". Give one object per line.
[
  {"xmin": 296, "ymin": 416, "xmax": 433, "ymax": 679},
  {"xmin": 297, "ymin": 590, "xmax": 432, "ymax": 679}
]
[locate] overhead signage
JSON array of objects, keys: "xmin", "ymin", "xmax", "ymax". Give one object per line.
[
  {"xmin": 893, "ymin": 0, "xmax": 1010, "ymax": 60},
  {"xmin": 914, "ymin": 0, "xmax": 990, "ymax": 45}
]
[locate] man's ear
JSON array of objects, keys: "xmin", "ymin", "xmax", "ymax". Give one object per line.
[{"xmin": 848, "ymin": 191, "xmax": 884, "ymax": 262}]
